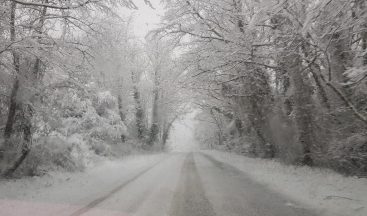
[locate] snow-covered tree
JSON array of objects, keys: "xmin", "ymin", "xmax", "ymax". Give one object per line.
[{"xmin": 158, "ymin": 0, "xmax": 367, "ymax": 174}]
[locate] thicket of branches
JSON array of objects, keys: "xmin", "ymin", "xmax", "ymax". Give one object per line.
[{"xmin": 158, "ymin": 0, "xmax": 367, "ymax": 176}]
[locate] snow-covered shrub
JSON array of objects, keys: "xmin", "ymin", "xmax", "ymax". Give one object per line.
[
  {"xmin": 20, "ymin": 88, "xmax": 131, "ymax": 176},
  {"xmin": 51, "ymin": 89, "xmax": 127, "ymax": 144},
  {"xmin": 110, "ymin": 139, "xmax": 140, "ymax": 156},
  {"xmin": 327, "ymin": 134, "xmax": 367, "ymax": 176},
  {"xmin": 88, "ymin": 110, "xmax": 127, "ymax": 143},
  {"xmin": 89, "ymin": 140, "xmax": 112, "ymax": 156},
  {"xmin": 93, "ymin": 91, "xmax": 118, "ymax": 117},
  {"xmin": 222, "ymin": 136, "xmax": 253, "ymax": 154},
  {"xmin": 16, "ymin": 134, "xmax": 93, "ymax": 176}
]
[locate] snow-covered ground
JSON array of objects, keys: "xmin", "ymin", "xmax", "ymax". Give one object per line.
[
  {"xmin": 1, "ymin": 150, "xmax": 366, "ymax": 216},
  {"xmin": 0, "ymin": 153, "xmax": 167, "ymax": 216},
  {"xmin": 203, "ymin": 150, "xmax": 367, "ymax": 216}
]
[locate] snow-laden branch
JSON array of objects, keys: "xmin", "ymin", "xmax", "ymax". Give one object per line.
[{"xmin": 10, "ymin": 0, "xmax": 99, "ymax": 10}]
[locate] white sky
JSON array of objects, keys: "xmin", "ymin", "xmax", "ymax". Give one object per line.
[{"xmin": 121, "ymin": 0, "xmax": 165, "ymax": 39}]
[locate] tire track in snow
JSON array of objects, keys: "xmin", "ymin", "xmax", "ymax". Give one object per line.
[
  {"xmin": 69, "ymin": 156, "xmax": 169, "ymax": 216},
  {"xmin": 169, "ymin": 153, "xmax": 216, "ymax": 216}
]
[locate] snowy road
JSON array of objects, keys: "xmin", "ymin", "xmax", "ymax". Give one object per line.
[{"xmin": 0, "ymin": 152, "xmax": 319, "ymax": 216}]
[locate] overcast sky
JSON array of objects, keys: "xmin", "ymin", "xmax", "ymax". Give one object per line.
[{"xmin": 123, "ymin": 0, "xmax": 165, "ymax": 39}]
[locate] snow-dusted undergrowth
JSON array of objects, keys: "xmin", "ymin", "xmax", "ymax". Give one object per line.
[{"xmin": 203, "ymin": 150, "xmax": 367, "ymax": 216}]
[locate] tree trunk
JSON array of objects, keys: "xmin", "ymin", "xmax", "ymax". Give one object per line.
[
  {"xmin": 355, "ymin": 0, "xmax": 367, "ymax": 65},
  {"xmin": 148, "ymin": 88, "xmax": 159, "ymax": 146},
  {"xmin": 117, "ymin": 95, "xmax": 126, "ymax": 122},
  {"xmin": 301, "ymin": 42, "xmax": 331, "ymax": 110},
  {"xmin": 246, "ymin": 101, "xmax": 275, "ymax": 158},
  {"xmin": 3, "ymin": 1, "xmax": 20, "ymax": 141},
  {"xmin": 133, "ymin": 85, "xmax": 145, "ymax": 139},
  {"xmin": 3, "ymin": 105, "xmax": 32, "ymax": 177},
  {"xmin": 117, "ymin": 95, "xmax": 126, "ymax": 142},
  {"xmin": 328, "ymin": 30, "xmax": 353, "ymax": 92},
  {"xmin": 2, "ymin": 1, "xmax": 48, "ymax": 176},
  {"xmin": 285, "ymin": 51, "xmax": 315, "ymax": 166},
  {"xmin": 236, "ymin": 68, "xmax": 275, "ymax": 158},
  {"xmin": 148, "ymin": 68, "xmax": 160, "ymax": 146},
  {"xmin": 161, "ymin": 120, "xmax": 174, "ymax": 147},
  {"xmin": 3, "ymin": 80, "xmax": 19, "ymax": 140},
  {"xmin": 1, "ymin": 2, "xmax": 21, "ymax": 176},
  {"xmin": 131, "ymin": 70, "xmax": 146, "ymax": 140}
]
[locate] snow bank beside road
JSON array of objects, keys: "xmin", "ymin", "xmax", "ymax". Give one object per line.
[{"xmin": 203, "ymin": 150, "xmax": 367, "ymax": 216}]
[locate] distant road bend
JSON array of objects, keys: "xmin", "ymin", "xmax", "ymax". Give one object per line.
[{"xmin": 68, "ymin": 152, "xmax": 316, "ymax": 216}]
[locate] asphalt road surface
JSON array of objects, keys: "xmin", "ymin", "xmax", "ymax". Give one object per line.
[{"xmin": 68, "ymin": 152, "xmax": 317, "ymax": 216}]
